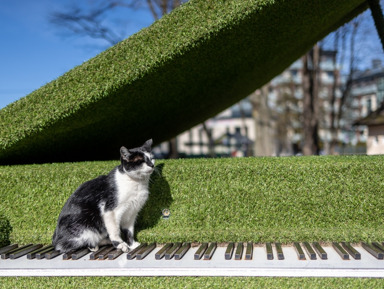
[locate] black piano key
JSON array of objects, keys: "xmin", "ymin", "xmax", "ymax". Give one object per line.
[
  {"xmin": 155, "ymin": 243, "xmax": 173, "ymax": 260},
  {"xmin": 89, "ymin": 246, "xmax": 113, "ymax": 260},
  {"xmin": 194, "ymin": 243, "xmax": 208, "ymax": 260},
  {"xmin": 312, "ymin": 242, "xmax": 327, "ymax": 260},
  {"xmin": 332, "ymin": 242, "xmax": 349, "ymax": 260},
  {"xmin": 174, "ymin": 243, "xmax": 190, "ymax": 260},
  {"xmin": 137, "ymin": 243, "xmax": 156, "ymax": 260},
  {"xmin": 35, "ymin": 246, "xmax": 56, "ymax": 259},
  {"xmin": 0, "ymin": 244, "xmax": 18, "ymax": 254},
  {"xmin": 10, "ymin": 244, "xmax": 43, "ymax": 259},
  {"xmin": 97, "ymin": 246, "xmax": 115, "ymax": 260},
  {"xmin": 235, "ymin": 243, "xmax": 243, "ymax": 260},
  {"xmin": 293, "ymin": 242, "xmax": 306, "ymax": 260},
  {"xmin": 62, "ymin": 250, "xmax": 75, "ymax": 260},
  {"xmin": 1, "ymin": 244, "xmax": 33, "ymax": 259},
  {"xmin": 165, "ymin": 243, "xmax": 182, "ymax": 260},
  {"xmin": 204, "ymin": 243, "xmax": 217, "ymax": 260},
  {"xmin": 302, "ymin": 242, "xmax": 316, "ymax": 260},
  {"xmin": 71, "ymin": 248, "xmax": 90, "ymax": 260},
  {"xmin": 362, "ymin": 242, "xmax": 384, "ymax": 259},
  {"xmin": 225, "ymin": 243, "xmax": 235, "ymax": 260},
  {"xmin": 372, "ymin": 242, "xmax": 384, "ymax": 253},
  {"xmin": 275, "ymin": 243, "xmax": 284, "ymax": 260},
  {"xmin": 341, "ymin": 242, "xmax": 361, "ymax": 260},
  {"xmin": 28, "ymin": 245, "xmax": 54, "ymax": 259},
  {"xmin": 266, "ymin": 242, "xmax": 273, "ymax": 260},
  {"xmin": 245, "ymin": 242, "xmax": 253, "ymax": 260},
  {"xmin": 108, "ymin": 249, "xmax": 123, "ymax": 260},
  {"xmin": 45, "ymin": 249, "xmax": 61, "ymax": 260},
  {"xmin": 126, "ymin": 243, "xmax": 147, "ymax": 260}
]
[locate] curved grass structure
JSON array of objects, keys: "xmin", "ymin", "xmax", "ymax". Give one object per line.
[{"xmin": 0, "ymin": 0, "xmax": 367, "ymax": 164}]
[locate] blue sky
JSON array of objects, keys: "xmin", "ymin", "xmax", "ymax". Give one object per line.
[
  {"xmin": 0, "ymin": 0, "xmax": 153, "ymax": 109},
  {"xmin": 0, "ymin": 1, "xmax": 383, "ymax": 110}
]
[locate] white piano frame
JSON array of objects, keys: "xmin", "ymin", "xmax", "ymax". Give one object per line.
[{"xmin": 1, "ymin": 244, "xmax": 384, "ymax": 278}]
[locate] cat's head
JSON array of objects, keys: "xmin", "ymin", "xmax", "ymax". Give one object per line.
[{"xmin": 120, "ymin": 139, "xmax": 155, "ymax": 179}]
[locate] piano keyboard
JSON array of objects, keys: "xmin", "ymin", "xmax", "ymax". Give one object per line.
[{"xmin": 1, "ymin": 242, "xmax": 384, "ymax": 277}]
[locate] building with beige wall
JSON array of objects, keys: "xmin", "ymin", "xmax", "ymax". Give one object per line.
[{"xmin": 355, "ymin": 103, "xmax": 384, "ymax": 155}]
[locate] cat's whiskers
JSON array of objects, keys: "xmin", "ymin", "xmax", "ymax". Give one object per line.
[{"xmin": 149, "ymin": 166, "xmax": 163, "ymax": 185}]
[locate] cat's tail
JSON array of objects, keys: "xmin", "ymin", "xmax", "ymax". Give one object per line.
[
  {"xmin": 51, "ymin": 228, "xmax": 78, "ymax": 253},
  {"xmin": 52, "ymin": 237, "xmax": 81, "ymax": 253}
]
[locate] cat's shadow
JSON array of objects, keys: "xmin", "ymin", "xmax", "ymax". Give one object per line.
[{"xmin": 135, "ymin": 163, "xmax": 173, "ymax": 237}]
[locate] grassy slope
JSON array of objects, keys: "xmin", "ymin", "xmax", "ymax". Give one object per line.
[
  {"xmin": 1, "ymin": 156, "xmax": 384, "ymax": 287},
  {"xmin": 1, "ymin": 156, "xmax": 383, "ymax": 245},
  {"xmin": 0, "ymin": 0, "xmax": 367, "ymax": 164}
]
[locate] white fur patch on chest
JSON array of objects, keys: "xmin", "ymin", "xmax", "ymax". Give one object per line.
[{"xmin": 113, "ymin": 169, "xmax": 149, "ymax": 217}]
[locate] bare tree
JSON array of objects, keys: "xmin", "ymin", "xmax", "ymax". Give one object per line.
[
  {"xmin": 201, "ymin": 123, "xmax": 215, "ymax": 157},
  {"xmin": 325, "ymin": 19, "xmax": 360, "ymax": 154},
  {"xmin": 337, "ymin": 22, "xmax": 359, "ymax": 130},
  {"xmin": 50, "ymin": 0, "xmax": 185, "ymax": 45},
  {"xmin": 328, "ymin": 30, "xmax": 340, "ymax": 155},
  {"xmin": 250, "ymin": 84, "xmax": 275, "ymax": 156},
  {"xmin": 302, "ymin": 44, "xmax": 321, "ymax": 155},
  {"xmin": 274, "ymin": 81, "xmax": 300, "ymax": 156},
  {"xmin": 146, "ymin": 0, "xmax": 183, "ymax": 20}
]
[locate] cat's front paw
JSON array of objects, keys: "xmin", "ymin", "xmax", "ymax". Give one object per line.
[
  {"xmin": 115, "ymin": 241, "xmax": 129, "ymax": 252},
  {"xmin": 88, "ymin": 246, "xmax": 99, "ymax": 252}
]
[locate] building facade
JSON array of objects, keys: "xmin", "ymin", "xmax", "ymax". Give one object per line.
[{"xmin": 352, "ymin": 60, "xmax": 384, "ymax": 154}]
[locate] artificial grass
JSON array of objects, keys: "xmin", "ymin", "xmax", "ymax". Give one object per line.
[
  {"xmin": 1, "ymin": 277, "xmax": 384, "ymax": 289},
  {"xmin": 1, "ymin": 156, "xmax": 383, "ymax": 245},
  {"xmin": 0, "ymin": 0, "xmax": 368, "ymax": 164},
  {"xmin": 0, "ymin": 213, "xmax": 11, "ymax": 247}
]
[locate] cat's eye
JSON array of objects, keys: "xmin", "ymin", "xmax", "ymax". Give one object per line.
[{"xmin": 131, "ymin": 155, "xmax": 144, "ymax": 163}]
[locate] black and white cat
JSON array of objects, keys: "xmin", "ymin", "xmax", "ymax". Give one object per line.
[{"xmin": 52, "ymin": 139, "xmax": 155, "ymax": 253}]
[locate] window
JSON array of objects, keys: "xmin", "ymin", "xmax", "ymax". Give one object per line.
[{"xmin": 367, "ymin": 98, "xmax": 372, "ymax": 114}]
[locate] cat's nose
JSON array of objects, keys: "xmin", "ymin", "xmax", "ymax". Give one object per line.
[{"xmin": 147, "ymin": 162, "xmax": 154, "ymax": 168}]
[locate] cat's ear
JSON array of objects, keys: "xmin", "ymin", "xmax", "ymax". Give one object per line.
[
  {"xmin": 142, "ymin": 139, "xmax": 153, "ymax": 152},
  {"xmin": 120, "ymin": 146, "xmax": 130, "ymax": 162}
]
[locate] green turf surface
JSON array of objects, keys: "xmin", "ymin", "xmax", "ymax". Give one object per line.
[
  {"xmin": 0, "ymin": 0, "xmax": 367, "ymax": 164},
  {"xmin": 1, "ymin": 156, "xmax": 383, "ymax": 245},
  {"xmin": 1, "ymin": 276, "xmax": 384, "ymax": 289},
  {"xmin": 0, "ymin": 213, "xmax": 11, "ymax": 247}
]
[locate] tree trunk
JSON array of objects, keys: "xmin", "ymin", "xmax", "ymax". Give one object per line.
[
  {"xmin": 329, "ymin": 32, "xmax": 339, "ymax": 155},
  {"xmin": 336, "ymin": 21, "xmax": 358, "ymax": 134},
  {"xmin": 302, "ymin": 44, "xmax": 320, "ymax": 155},
  {"xmin": 202, "ymin": 122, "xmax": 215, "ymax": 157},
  {"xmin": 167, "ymin": 138, "xmax": 178, "ymax": 158},
  {"xmin": 251, "ymin": 84, "xmax": 275, "ymax": 156}
]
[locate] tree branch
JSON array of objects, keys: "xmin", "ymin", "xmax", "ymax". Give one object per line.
[
  {"xmin": 50, "ymin": 0, "xmax": 186, "ymax": 46},
  {"xmin": 146, "ymin": 0, "xmax": 160, "ymax": 20},
  {"xmin": 50, "ymin": 1, "xmax": 137, "ymax": 45}
]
